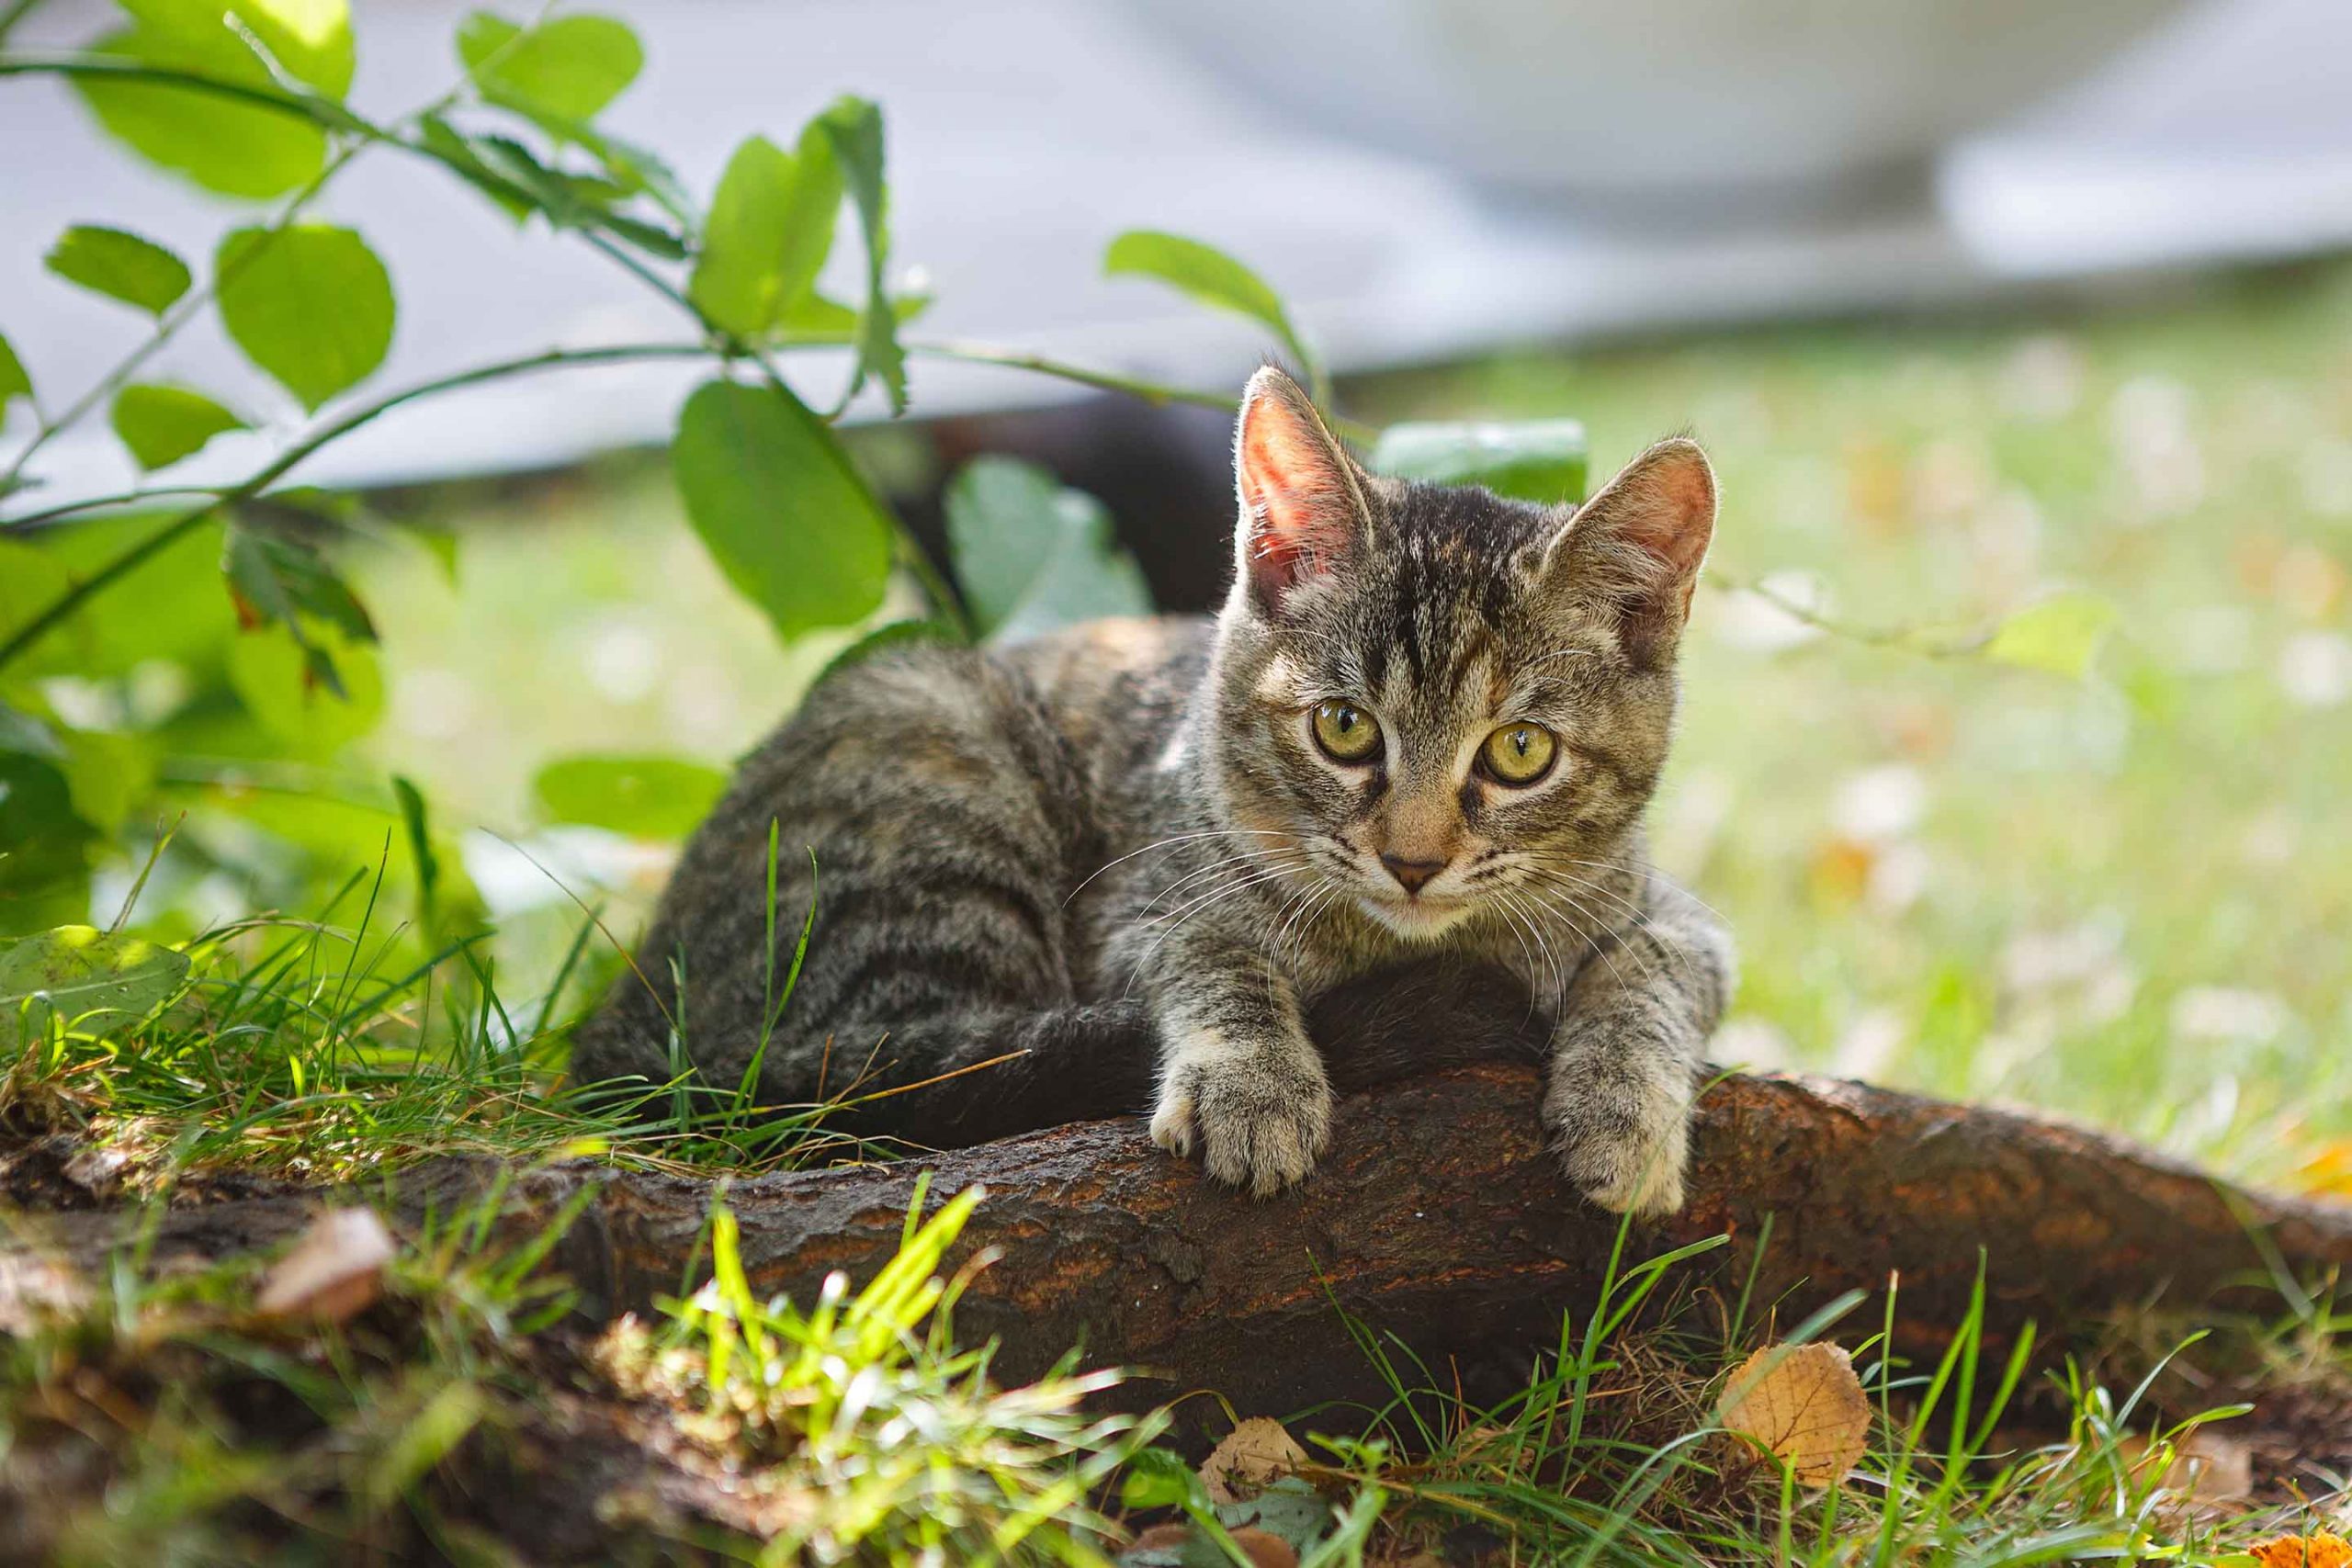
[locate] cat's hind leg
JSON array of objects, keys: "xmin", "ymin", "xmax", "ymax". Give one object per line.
[{"xmin": 574, "ymin": 645, "xmax": 1151, "ymax": 1145}]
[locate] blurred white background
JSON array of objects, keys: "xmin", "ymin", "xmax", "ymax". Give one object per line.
[{"xmin": 5, "ymin": 0, "xmax": 2350, "ymax": 502}]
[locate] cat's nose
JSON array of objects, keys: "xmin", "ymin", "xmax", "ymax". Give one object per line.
[{"xmin": 1378, "ymin": 852, "xmax": 1448, "ymax": 896}]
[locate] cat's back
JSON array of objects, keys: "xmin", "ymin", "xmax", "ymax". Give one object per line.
[{"xmin": 1000, "ymin": 614, "xmax": 1214, "ymax": 790}]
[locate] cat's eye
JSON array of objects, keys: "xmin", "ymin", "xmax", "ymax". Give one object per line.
[
  {"xmin": 1310, "ymin": 701, "xmax": 1382, "ymax": 763},
  {"xmin": 1480, "ymin": 723, "xmax": 1557, "ymax": 785}
]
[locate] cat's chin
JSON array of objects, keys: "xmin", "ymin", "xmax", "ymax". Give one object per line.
[{"xmin": 1356, "ymin": 895, "xmax": 1476, "ymax": 942}]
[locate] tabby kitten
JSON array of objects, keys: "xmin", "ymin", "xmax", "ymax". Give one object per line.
[{"xmin": 574, "ymin": 367, "xmax": 1732, "ymax": 1213}]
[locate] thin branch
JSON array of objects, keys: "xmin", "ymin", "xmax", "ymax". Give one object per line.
[
  {"xmin": 0, "ymin": 343, "xmax": 711, "ymax": 671},
  {"xmin": 899, "ymin": 339, "xmax": 1237, "ymax": 414},
  {"xmin": 1706, "ymin": 571, "xmax": 1987, "ymax": 658},
  {"xmin": 1, "ymin": 485, "xmax": 230, "ymax": 533}
]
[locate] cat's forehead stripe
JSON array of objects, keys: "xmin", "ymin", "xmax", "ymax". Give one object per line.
[{"xmin": 1255, "ymin": 653, "xmax": 1303, "ymax": 704}]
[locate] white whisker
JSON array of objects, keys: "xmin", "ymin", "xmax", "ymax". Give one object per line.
[
  {"xmin": 1513, "ymin": 863, "xmax": 1699, "ymax": 985},
  {"xmin": 1063, "ymin": 828, "xmax": 1298, "ymax": 905},
  {"xmin": 1517, "ymin": 877, "xmax": 1657, "ymax": 992}
]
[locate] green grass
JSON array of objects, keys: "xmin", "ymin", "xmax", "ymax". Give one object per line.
[{"xmin": 0, "ymin": 856, "xmax": 871, "ymax": 1190}]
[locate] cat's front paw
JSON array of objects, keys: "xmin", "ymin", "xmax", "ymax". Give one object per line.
[
  {"xmin": 1152, "ymin": 1034, "xmax": 1331, "ymax": 1197},
  {"xmin": 1544, "ymin": 1030, "xmax": 1696, "ymax": 1217}
]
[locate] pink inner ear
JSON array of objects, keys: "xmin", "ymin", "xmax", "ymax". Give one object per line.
[
  {"xmin": 1605, "ymin": 449, "xmax": 1715, "ymax": 579},
  {"xmin": 1240, "ymin": 393, "xmax": 1352, "ymax": 600}
]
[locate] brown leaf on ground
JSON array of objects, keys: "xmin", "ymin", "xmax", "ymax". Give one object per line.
[
  {"xmin": 1715, "ymin": 1342, "xmax": 1871, "ymax": 1487},
  {"xmin": 254, "ymin": 1207, "xmax": 395, "ymax": 1322},
  {"xmin": 1200, "ymin": 1416, "xmax": 1307, "ymax": 1505},
  {"xmin": 2250, "ymin": 1532, "xmax": 2352, "ymax": 1568},
  {"xmin": 1228, "ymin": 1526, "xmax": 1298, "ymax": 1568}
]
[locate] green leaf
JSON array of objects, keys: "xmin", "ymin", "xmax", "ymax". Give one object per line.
[
  {"xmin": 2, "ymin": 515, "xmax": 237, "ymax": 681},
  {"xmin": 111, "ymin": 383, "xmax": 249, "ymax": 471},
  {"xmin": 222, "ymin": 520, "xmax": 377, "ymax": 705},
  {"xmin": 688, "ymin": 129, "xmax": 842, "ymax": 340},
  {"xmin": 0, "ymin": 540, "xmax": 72, "ymax": 647},
  {"xmin": 458, "ymin": 11, "xmax": 642, "ymax": 123},
  {"xmin": 0, "ymin": 331, "xmax": 29, "ymax": 415},
  {"xmin": 0, "ymin": 756, "xmax": 93, "ymax": 936},
  {"xmin": 532, "ymin": 754, "xmax": 728, "ymax": 840},
  {"xmin": 816, "ymin": 96, "xmax": 906, "ymax": 413},
  {"xmin": 420, "ymin": 123, "xmax": 687, "ymax": 258},
  {"xmin": 1105, "ymin": 230, "xmax": 1313, "ymax": 378},
  {"xmin": 223, "ymin": 522, "xmax": 377, "ymax": 646},
  {"xmin": 1981, "ymin": 592, "xmax": 2118, "ymax": 680},
  {"xmin": 0, "ymin": 926, "xmax": 190, "ymax": 1046},
  {"xmin": 1119, "ymin": 1448, "xmax": 1208, "ymax": 1514},
  {"xmin": 43, "ymin": 225, "xmax": 192, "ymax": 317},
  {"xmin": 73, "ymin": 20, "xmax": 330, "ymax": 199},
  {"xmin": 390, "ymin": 773, "xmax": 439, "ymax": 920},
  {"xmin": 223, "ymin": 0, "xmax": 356, "ymax": 97},
  {"xmin": 777, "ymin": 289, "xmax": 932, "ymax": 336},
  {"xmin": 58, "ymin": 729, "xmax": 157, "ymax": 837},
  {"xmin": 945, "ymin": 457, "xmax": 1151, "ymax": 643},
  {"xmin": 560, "ymin": 121, "xmax": 694, "ymax": 226},
  {"xmin": 1370, "ymin": 419, "xmax": 1590, "ymax": 505},
  {"xmin": 227, "ymin": 620, "xmax": 382, "ymax": 750},
  {"xmin": 216, "ymin": 224, "xmax": 395, "ymax": 410},
  {"xmin": 671, "ymin": 378, "xmax": 895, "ymax": 641},
  {"xmin": 1216, "ymin": 1478, "xmax": 1335, "ymax": 1553},
  {"xmin": 418, "ymin": 114, "xmax": 536, "ymax": 221}
]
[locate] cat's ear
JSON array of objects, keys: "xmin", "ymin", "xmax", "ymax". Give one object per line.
[
  {"xmin": 1542, "ymin": 438, "xmax": 1716, "ymax": 667},
  {"xmin": 1234, "ymin": 366, "xmax": 1370, "ymax": 612}
]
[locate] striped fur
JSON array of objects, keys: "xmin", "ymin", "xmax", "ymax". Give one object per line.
[{"xmin": 574, "ymin": 368, "xmax": 1733, "ymax": 1212}]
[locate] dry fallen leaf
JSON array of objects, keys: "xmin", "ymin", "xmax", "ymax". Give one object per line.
[
  {"xmin": 1227, "ymin": 1527, "xmax": 1298, "ymax": 1568},
  {"xmin": 1129, "ymin": 1523, "xmax": 1192, "ymax": 1552},
  {"xmin": 2250, "ymin": 1532, "xmax": 2352, "ymax": 1568},
  {"xmin": 255, "ymin": 1207, "xmax": 396, "ymax": 1322},
  {"xmin": 1200, "ymin": 1416, "xmax": 1308, "ymax": 1505},
  {"xmin": 62, "ymin": 1144, "xmax": 130, "ymax": 1197},
  {"xmin": 1715, "ymin": 1342, "xmax": 1871, "ymax": 1487}
]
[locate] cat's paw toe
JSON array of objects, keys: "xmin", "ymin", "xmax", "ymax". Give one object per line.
[
  {"xmin": 1148, "ymin": 1089, "xmax": 1197, "ymax": 1157},
  {"xmin": 1569, "ymin": 1134, "xmax": 1688, "ymax": 1216},
  {"xmin": 1544, "ymin": 1055, "xmax": 1694, "ymax": 1218},
  {"xmin": 1193, "ymin": 1066, "xmax": 1332, "ymax": 1197}
]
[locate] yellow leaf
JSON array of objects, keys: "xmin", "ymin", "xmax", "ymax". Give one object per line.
[
  {"xmin": 2298, "ymin": 1141, "xmax": 2352, "ymax": 1199},
  {"xmin": 2250, "ymin": 1532, "xmax": 2352, "ymax": 1568},
  {"xmin": 1200, "ymin": 1416, "xmax": 1306, "ymax": 1505},
  {"xmin": 1715, "ymin": 1342, "xmax": 1871, "ymax": 1487}
]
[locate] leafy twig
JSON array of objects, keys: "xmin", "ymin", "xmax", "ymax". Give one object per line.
[{"xmin": 0, "ymin": 343, "xmax": 713, "ymax": 671}]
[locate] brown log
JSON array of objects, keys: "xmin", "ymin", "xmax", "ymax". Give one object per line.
[{"xmin": 11, "ymin": 1066, "xmax": 2352, "ymax": 1430}]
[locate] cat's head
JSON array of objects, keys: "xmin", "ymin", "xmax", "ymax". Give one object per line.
[{"xmin": 1207, "ymin": 367, "xmax": 1715, "ymax": 943}]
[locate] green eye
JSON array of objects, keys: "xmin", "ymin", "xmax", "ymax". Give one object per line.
[
  {"xmin": 1311, "ymin": 701, "xmax": 1382, "ymax": 762},
  {"xmin": 1481, "ymin": 723, "xmax": 1557, "ymax": 785}
]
